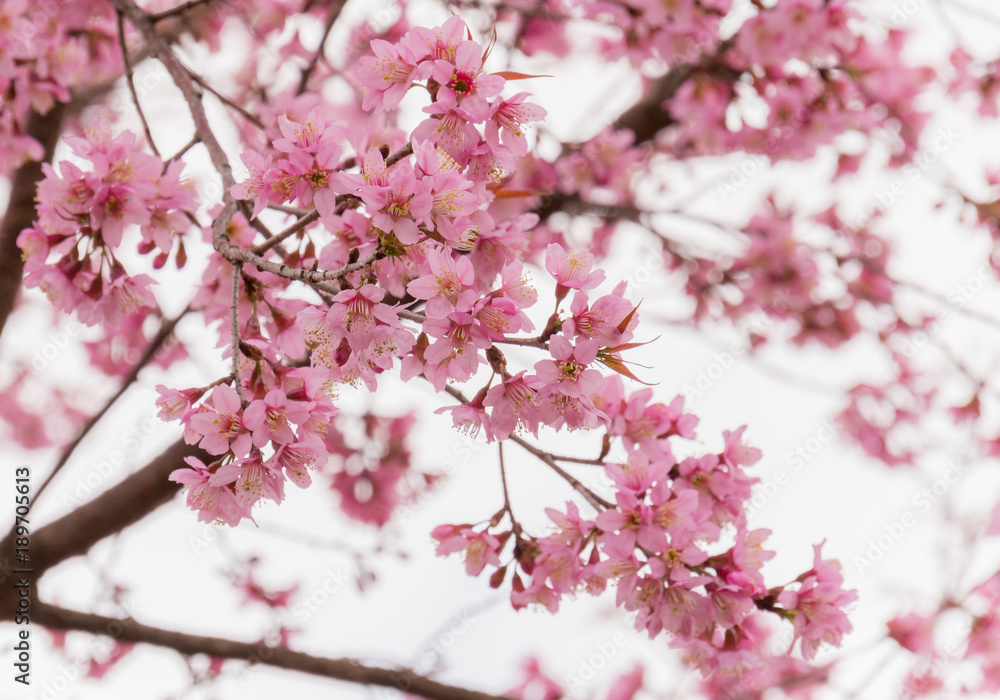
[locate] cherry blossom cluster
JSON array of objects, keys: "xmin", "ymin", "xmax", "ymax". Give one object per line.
[
  {"xmin": 15, "ymin": 1, "xmax": 998, "ymax": 694},
  {"xmin": 163, "ymin": 377, "xmax": 334, "ymax": 526},
  {"xmin": 0, "ymin": 3, "xmax": 119, "ymax": 170},
  {"xmin": 18, "ymin": 120, "xmax": 197, "ymax": 326},
  {"xmin": 231, "ymin": 13, "xmax": 545, "ymax": 240},
  {"xmin": 432, "ymin": 378, "xmax": 856, "ymax": 674},
  {"xmin": 164, "ymin": 379, "xmax": 424, "ymax": 529},
  {"xmin": 19, "ymin": 12, "xmax": 853, "ymax": 672},
  {"xmin": 567, "ymin": 0, "xmax": 731, "ymax": 66},
  {"xmin": 882, "ymin": 570, "xmax": 1000, "ymax": 695}
]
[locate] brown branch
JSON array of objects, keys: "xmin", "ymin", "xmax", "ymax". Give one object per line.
[
  {"xmin": 150, "ymin": 0, "xmax": 221, "ymax": 23},
  {"xmin": 28, "ymin": 439, "xmax": 203, "ymax": 576},
  {"xmin": 117, "ymin": 10, "xmax": 161, "ymax": 156},
  {"xmin": 33, "ymin": 308, "xmax": 191, "ymax": 504},
  {"xmin": 33, "ymin": 602, "xmax": 513, "ymax": 700},
  {"xmin": 230, "ymin": 265, "xmax": 247, "ymax": 403},
  {"xmin": 612, "ymin": 65, "xmax": 690, "ymax": 144},
  {"xmin": 442, "ymin": 386, "xmax": 613, "ymax": 510},
  {"xmin": 0, "ymin": 104, "xmax": 66, "ymax": 339},
  {"xmin": 113, "ymin": 0, "xmax": 406, "ymax": 298},
  {"xmin": 186, "ymin": 68, "xmax": 267, "ymax": 130},
  {"xmin": 0, "ymin": 438, "xmax": 206, "ymax": 620},
  {"xmin": 112, "ymin": 0, "xmax": 235, "ymax": 193},
  {"xmin": 506, "ymin": 433, "xmax": 613, "ymax": 510},
  {"xmin": 297, "ymin": 0, "xmax": 347, "ymax": 95},
  {"xmin": 251, "ymin": 210, "xmax": 320, "ymax": 255}
]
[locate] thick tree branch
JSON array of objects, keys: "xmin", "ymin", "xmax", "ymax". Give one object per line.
[
  {"xmin": 0, "ymin": 104, "xmax": 66, "ymax": 338},
  {"xmin": 2, "ymin": 439, "xmax": 201, "ymax": 584},
  {"xmin": 612, "ymin": 65, "xmax": 690, "ymax": 144},
  {"xmin": 1, "ymin": 438, "xmax": 205, "ymax": 623},
  {"xmin": 33, "ymin": 602, "xmax": 512, "ymax": 700}
]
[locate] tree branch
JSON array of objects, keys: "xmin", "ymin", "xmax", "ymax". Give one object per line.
[
  {"xmin": 3, "ymin": 439, "xmax": 202, "ymax": 583},
  {"xmin": 33, "ymin": 307, "xmax": 191, "ymax": 504},
  {"xmin": 230, "ymin": 265, "xmax": 246, "ymax": 403},
  {"xmin": 0, "ymin": 104, "xmax": 66, "ymax": 338},
  {"xmin": 117, "ymin": 9, "xmax": 161, "ymax": 156},
  {"xmin": 296, "ymin": 0, "xmax": 347, "ymax": 94},
  {"xmin": 33, "ymin": 602, "xmax": 513, "ymax": 700}
]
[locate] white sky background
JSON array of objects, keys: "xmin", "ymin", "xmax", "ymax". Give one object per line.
[{"xmin": 4, "ymin": 0, "xmax": 1000, "ymax": 698}]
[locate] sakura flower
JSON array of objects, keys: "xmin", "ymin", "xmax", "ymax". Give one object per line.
[
  {"xmin": 169, "ymin": 456, "xmax": 247, "ymax": 526},
  {"xmin": 273, "ymin": 438, "xmax": 327, "ymax": 488},
  {"xmin": 605, "ymin": 664, "xmax": 643, "ymax": 700},
  {"xmin": 544, "ymin": 243, "xmax": 605, "ymax": 301},
  {"xmin": 187, "ymin": 384, "xmax": 252, "ymax": 457},
  {"xmin": 331, "ymin": 464, "xmax": 405, "ymax": 527},
  {"xmin": 329, "ymin": 284, "xmax": 401, "ymax": 347},
  {"xmin": 504, "ymin": 658, "xmax": 564, "ymax": 700},
  {"xmin": 564, "ymin": 286, "xmax": 636, "ymax": 347},
  {"xmin": 209, "ymin": 451, "xmax": 286, "ymax": 509},
  {"xmin": 155, "ymin": 385, "xmax": 206, "ymax": 421},
  {"xmin": 243, "ymin": 388, "xmax": 312, "ymax": 447},
  {"xmin": 358, "ymin": 39, "xmax": 431, "ymax": 112},
  {"xmin": 230, "ymin": 149, "xmax": 272, "ymax": 219},
  {"xmin": 722, "ymin": 425, "xmax": 763, "ymax": 468},
  {"xmin": 486, "ymin": 92, "xmax": 546, "ymax": 157},
  {"xmin": 422, "ymin": 311, "xmax": 492, "ymax": 389},
  {"xmin": 235, "ymin": 566, "xmax": 298, "ymax": 609},
  {"xmin": 400, "ymin": 14, "xmax": 466, "ymax": 63},
  {"xmin": 534, "ymin": 335, "xmax": 603, "ymax": 398},
  {"xmin": 358, "ymin": 151, "xmax": 433, "ymax": 244},
  {"xmin": 887, "ymin": 612, "xmax": 937, "ymax": 654},
  {"xmin": 272, "ymin": 106, "xmax": 340, "ymax": 154},
  {"xmin": 435, "ymin": 385, "xmax": 492, "ymax": 438},
  {"xmin": 269, "ymin": 142, "xmax": 350, "ymax": 217},
  {"xmin": 406, "ymin": 246, "xmax": 476, "ymax": 317},
  {"xmin": 777, "ymin": 542, "xmax": 857, "ymax": 660},
  {"xmin": 412, "ymin": 103, "xmax": 481, "ymax": 163},
  {"xmin": 472, "ymin": 296, "xmax": 533, "ymax": 340},
  {"xmin": 432, "ymin": 524, "xmax": 503, "ymax": 576},
  {"xmin": 89, "ymin": 181, "xmax": 151, "ymax": 247},
  {"xmin": 81, "ymin": 271, "xmax": 157, "ymax": 326},
  {"xmin": 493, "ymin": 261, "xmax": 538, "ymax": 309},
  {"xmin": 431, "ymin": 40, "xmax": 505, "ymax": 122},
  {"xmin": 485, "ymin": 371, "xmax": 543, "ymax": 438}
]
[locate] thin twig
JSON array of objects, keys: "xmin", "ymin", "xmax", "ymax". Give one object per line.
[
  {"xmin": 150, "ymin": 0, "xmax": 220, "ymax": 23},
  {"xmin": 507, "ymin": 433, "xmax": 613, "ymax": 510},
  {"xmin": 115, "ymin": 1, "xmax": 403, "ymax": 302},
  {"xmin": 297, "ymin": 1, "xmax": 346, "ymax": 94},
  {"xmin": 117, "ymin": 11, "xmax": 160, "ymax": 157},
  {"xmin": 442, "ymin": 385, "xmax": 612, "ymax": 510},
  {"xmin": 267, "ymin": 203, "xmax": 311, "ymax": 216},
  {"xmin": 230, "ymin": 264, "xmax": 246, "ymax": 404},
  {"xmin": 112, "ymin": 0, "xmax": 235, "ymax": 195},
  {"xmin": 550, "ymin": 453, "xmax": 604, "ymax": 465},
  {"xmin": 186, "ymin": 69, "xmax": 267, "ymax": 130},
  {"xmin": 163, "ymin": 135, "xmax": 201, "ymax": 171},
  {"xmin": 386, "ymin": 143, "xmax": 414, "ymax": 167},
  {"xmin": 494, "ymin": 335, "xmax": 548, "ymax": 349},
  {"xmin": 251, "ymin": 210, "xmax": 320, "ymax": 255},
  {"xmin": 34, "ymin": 308, "xmax": 191, "ymax": 505},
  {"xmin": 397, "ymin": 309, "xmax": 425, "ymax": 324},
  {"xmin": 497, "ymin": 443, "xmax": 522, "ymax": 535}
]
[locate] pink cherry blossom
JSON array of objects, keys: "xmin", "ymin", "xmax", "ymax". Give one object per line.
[{"xmin": 187, "ymin": 384, "xmax": 252, "ymax": 457}]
